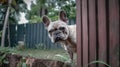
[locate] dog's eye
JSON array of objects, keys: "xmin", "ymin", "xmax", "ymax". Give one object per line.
[
  {"xmin": 59, "ymin": 27, "xmax": 65, "ymax": 30},
  {"xmin": 49, "ymin": 30, "xmax": 53, "ymax": 33}
]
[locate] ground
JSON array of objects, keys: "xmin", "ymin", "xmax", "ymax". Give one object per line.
[
  {"xmin": 0, "ymin": 47, "xmax": 77, "ymax": 67},
  {"xmin": 16, "ymin": 49, "xmax": 70, "ymax": 62},
  {"xmin": 0, "ymin": 47, "xmax": 73, "ymax": 62}
]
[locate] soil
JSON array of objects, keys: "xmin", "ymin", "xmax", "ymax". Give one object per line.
[{"xmin": 1, "ymin": 54, "xmax": 71, "ymax": 67}]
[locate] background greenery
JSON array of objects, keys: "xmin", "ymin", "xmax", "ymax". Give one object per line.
[
  {"xmin": 0, "ymin": 0, "xmax": 27, "ymax": 24},
  {"xmin": 0, "ymin": 0, "xmax": 76, "ymax": 24},
  {"xmin": 25, "ymin": 0, "xmax": 76, "ymax": 23}
]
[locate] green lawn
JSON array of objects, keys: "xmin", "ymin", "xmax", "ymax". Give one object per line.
[
  {"xmin": 0, "ymin": 47, "xmax": 71, "ymax": 62},
  {"xmin": 16, "ymin": 49, "xmax": 70, "ymax": 62}
]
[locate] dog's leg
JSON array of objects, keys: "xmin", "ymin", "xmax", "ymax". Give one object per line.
[
  {"xmin": 68, "ymin": 50, "xmax": 76, "ymax": 67},
  {"xmin": 68, "ymin": 50, "xmax": 73, "ymax": 63}
]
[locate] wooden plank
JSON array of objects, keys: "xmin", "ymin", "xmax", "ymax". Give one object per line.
[
  {"xmin": 88, "ymin": 0, "xmax": 96, "ymax": 67},
  {"xmin": 82, "ymin": 0, "xmax": 88, "ymax": 66},
  {"xmin": 109, "ymin": 0, "xmax": 119, "ymax": 67},
  {"xmin": 76, "ymin": 0, "xmax": 82, "ymax": 67},
  {"xmin": 98, "ymin": 0, "xmax": 107, "ymax": 67}
]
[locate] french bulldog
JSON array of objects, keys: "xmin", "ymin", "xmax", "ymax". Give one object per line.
[{"xmin": 42, "ymin": 11, "xmax": 76, "ymax": 63}]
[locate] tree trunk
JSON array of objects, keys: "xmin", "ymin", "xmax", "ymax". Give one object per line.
[{"xmin": 1, "ymin": 0, "xmax": 12, "ymax": 47}]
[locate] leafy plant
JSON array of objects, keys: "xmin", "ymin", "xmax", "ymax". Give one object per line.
[
  {"xmin": 17, "ymin": 57, "xmax": 27, "ymax": 67},
  {"xmin": 35, "ymin": 43, "xmax": 45, "ymax": 49},
  {"xmin": 0, "ymin": 47, "xmax": 14, "ymax": 66},
  {"xmin": 0, "ymin": 53, "xmax": 7, "ymax": 65}
]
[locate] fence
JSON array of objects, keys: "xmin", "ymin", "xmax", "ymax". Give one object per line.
[
  {"xmin": 76, "ymin": 0, "xmax": 120, "ymax": 67},
  {"xmin": 0, "ymin": 19, "xmax": 76, "ymax": 49}
]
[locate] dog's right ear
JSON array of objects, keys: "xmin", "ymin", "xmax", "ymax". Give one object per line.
[
  {"xmin": 42, "ymin": 15, "xmax": 50, "ymax": 27},
  {"xmin": 59, "ymin": 10, "xmax": 68, "ymax": 23}
]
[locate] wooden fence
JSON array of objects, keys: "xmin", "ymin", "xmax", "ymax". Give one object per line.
[
  {"xmin": 0, "ymin": 19, "xmax": 76, "ymax": 49},
  {"xmin": 76, "ymin": 0, "xmax": 120, "ymax": 67}
]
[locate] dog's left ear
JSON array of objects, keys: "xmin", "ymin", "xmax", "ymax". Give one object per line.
[{"xmin": 59, "ymin": 10, "xmax": 68, "ymax": 23}]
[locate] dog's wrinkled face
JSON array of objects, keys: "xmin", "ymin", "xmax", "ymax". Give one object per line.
[
  {"xmin": 47, "ymin": 20, "xmax": 69, "ymax": 43},
  {"xmin": 42, "ymin": 11, "xmax": 69, "ymax": 43}
]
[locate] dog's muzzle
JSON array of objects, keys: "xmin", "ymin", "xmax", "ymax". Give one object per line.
[{"xmin": 53, "ymin": 31, "xmax": 63, "ymax": 42}]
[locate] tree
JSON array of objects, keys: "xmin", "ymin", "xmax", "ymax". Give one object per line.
[
  {"xmin": 25, "ymin": 0, "xmax": 76, "ymax": 23},
  {"xmin": 1, "ymin": 0, "xmax": 12, "ymax": 47},
  {"xmin": 0, "ymin": 0, "xmax": 27, "ymax": 24},
  {"xmin": 0, "ymin": 0, "xmax": 27, "ymax": 47}
]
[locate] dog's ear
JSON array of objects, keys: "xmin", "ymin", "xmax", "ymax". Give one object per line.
[
  {"xmin": 59, "ymin": 10, "xmax": 68, "ymax": 23},
  {"xmin": 42, "ymin": 15, "xmax": 50, "ymax": 27}
]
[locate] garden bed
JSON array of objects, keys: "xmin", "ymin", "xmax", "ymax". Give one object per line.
[
  {"xmin": 0, "ymin": 53, "xmax": 71, "ymax": 67},
  {"xmin": 0, "ymin": 47, "xmax": 72, "ymax": 67}
]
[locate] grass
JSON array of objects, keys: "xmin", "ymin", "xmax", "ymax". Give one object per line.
[
  {"xmin": 16, "ymin": 49, "xmax": 70, "ymax": 61},
  {"xmin": 0, "ymin": 47, "xmax": 70, "ymax": 62}
]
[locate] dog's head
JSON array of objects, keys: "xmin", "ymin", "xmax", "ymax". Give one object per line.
[{"xmin": 42, "ymin": 11, "xmax": 69, "ymax": 43}]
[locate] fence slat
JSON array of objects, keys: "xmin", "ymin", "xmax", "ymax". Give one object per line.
[
  {"xmin": 76, "ymin": 0, "xmax": 82, "ymax": 66},
  {"xmin": 98, "ymin": 0, "xmax": 107, "ymax": 67},
  {"xmin": 10, "ymin": 24, "xmax": 17, "ymax": 47},
  {"xmin": 88, "ymin": 0, "xmax": 96, "ymax": 67},
  {"xmin": 109, "ymin": 0, "xmax": 119, "ymax": 67},
  {"xmin": 76, "ymin": 0, "xmax": 120, "ymax": 67},
  {"xmin": 82, "ymin": 0, "xmax": 89, "ymax": 66}
]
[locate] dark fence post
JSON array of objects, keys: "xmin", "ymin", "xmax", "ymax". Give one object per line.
[
  {"xmin": 76, "ymin": 0, "xmax": 82, "ymax": 67},
  {"xmin": 109, "ymin": 0, "xmax": 119, "ymax": 67},
  {"xmin": 88, "ymin": 0, "xmax": 96, "ymax": 67},
  {"xmin": 76, "ymin": 0, "xmax": 120, "ymax": 67}
]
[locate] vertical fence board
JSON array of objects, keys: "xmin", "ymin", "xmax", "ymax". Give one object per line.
[
  {"xmin": 76, "ymin": 0, "xmax": 120, "ymax": 67},
  {"xmin": 98, "ymin": 0, "xmax": 107, "ymax": 67},
  {"xmin": 32, "ymin": 24, "xmax": 35, "ymax": 47},
  {"xmin": 88, "ymin": 0, "xmax": 96, "ymax": 67},
  {"xmin": 76, "ymin": 0, "xmax": 82, "ymax": 66},
  {"xmin": 82, "ymin": 0, "xmax": 88, "ymax": 66},
  {"xmin": 25, "ymin": 24, "xmax": 30, "ymax": 48},
  {"xmin": 17, "ymin": 24, "xmax": 24, "ymax": 42},
  {"xmin": 109, "ymin": 0, "xmax": 119, "ymax": 67},
  {"xmin": 39, "ymin": 23, "xmax": 42, "ymax": 44},
  {"xmin": 36, "ymin": 23, "xmax": 40, "ymax": 44},
  {"xmin": 10, "ymin": 24, "xmax": 17, "ymax": 47},
  {"xmin": 29, "ymin": 24, "xmax": 32, "ymax": 48}
]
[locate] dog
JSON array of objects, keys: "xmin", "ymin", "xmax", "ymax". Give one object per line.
[{"xmin": 42, "ymin": 10, "xmax": 76, "ymax": 63}]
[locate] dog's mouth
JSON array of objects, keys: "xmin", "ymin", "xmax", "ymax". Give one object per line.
[{"xmin": 54, "ymin": 36, "xmax": 63, "ymax": 43}]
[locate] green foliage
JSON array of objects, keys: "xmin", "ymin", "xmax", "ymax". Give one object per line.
[
  {"xmin": 29, "ymin": 15, "xmax": 42, "ymax": 23},
  {"xmin": 0, "ymin": 31, "xmax": 2, "ymax": 37},
  {"xmin": 0, "ymin": 47, "xmax": 70, "ymax": 65},
  {"xmin": 17, "ymin": 57, "xmax": 27, "ymax": 67},
  {"xmin": 0, "ymin": 47, "xmax": 17, "ymax": 66},
  {"xmin": 26, "ymin": 0, "xmax": 76, "ymax": 23},
  {"xmin": 55, "ymin": 54, "xmax": 70, "ymax": 62},
  {"xmin": 0, "ymin": 47, "xmax": 16, "ymax": 53},
  {"xmin": 35, "ymin": 43, "xmax": 45, "ymax": 49},
  {"xmin": 0, "ymin": 0, "xmax": 27, "ymax": 24},
  {"xmin": 0, "ymin": 52, "xmax": 7, "ymax": 65},
  {"xmin": 22, "ymin": 63, "xmax": 27, "ymax": 67}
]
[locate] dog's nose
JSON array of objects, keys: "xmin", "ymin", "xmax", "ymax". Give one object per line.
[{"xmin": 54, "ymin": 31, "xmax": 61, "ymax": 36}]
